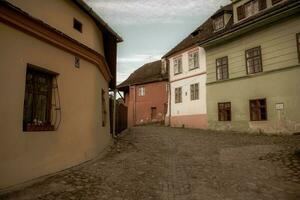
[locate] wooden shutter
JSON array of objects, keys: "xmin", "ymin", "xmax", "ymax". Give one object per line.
[
  {"xmin": 237, "ymin": 5, "xmax": 245, "ymax": 20},
  {"xmin": 259, "ymin": 0, "xmax": 267, "ymax": 11}
]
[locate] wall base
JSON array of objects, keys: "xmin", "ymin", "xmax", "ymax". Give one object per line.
[{"xmin": 170, "ymin": 114, "xmax": 207, "ymax": 129}]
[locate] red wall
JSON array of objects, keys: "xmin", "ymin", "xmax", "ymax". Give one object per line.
[{"xmin": 125, "ymin": 81, "xmax": 168, "ymax": 127}]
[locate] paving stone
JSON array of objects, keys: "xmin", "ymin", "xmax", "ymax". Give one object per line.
[{"xmin": 1, "ymin": 126, "xmax": 300, "ymax": 200}]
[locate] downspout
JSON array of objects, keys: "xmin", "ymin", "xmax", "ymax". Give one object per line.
[
  {"xmin": 168, "ymin": 59, "xmax": 172, "ymax": 126},
  {"xmin": 112, "ymin": 89, "xmax": 117, "ymax": 138}
]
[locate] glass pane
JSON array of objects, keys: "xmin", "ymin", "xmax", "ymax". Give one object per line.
[{"xmin": 35, "ymin": 95, "xmax": 48, "ymax": 123}]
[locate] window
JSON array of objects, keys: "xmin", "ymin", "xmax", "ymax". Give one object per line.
[
  {"xmin": 138, "ymin": 86, "xmax": 145, "ymax": 96},
  {"xmin": 297, "ymin": 33, "xmax": 300, "ymax": 63},
  {"xmin": 245, "ymin": 0, "xmax": 259, "ymax": 18},
  {"xmin": 23, "ymin": 66, "xmax": 56, "ymax": 131},
  {"xmin": 190, "ymin": 83, "xmax": 199, "ymax": 101},
  {"xmin": 246, "ymin": 46, "xmax": 262, "ymax": 74},
  {"xmin": 73, "ymin": 18, "xmax": 82, "ymax": 32},
  {"xmin": 175, "ymin": 87, "xmax": 182, "ymax": 104},
  {"xmin": 213, "ymin": 15, "xmax": 225, "ymax": 31},
  {"xmin": 216, "ymin": 56, "xmax": 229, "ymax": 80},
  {"xmin": 188, "ymin": 51, "xmax": 199, "ymax": 70},
  {"xmin": 174, "ymin": 57, "xmax": 182, "ymax": 75},
  {"xmin": 250, "ymin": 99, "xmax": 267, "ymax": 121},
  {"xmin": 272, "ymin": 0, "xmax": 283, "ymax": 5},
  {"xmin": 102, "ymin": 89, "xmax": 107, "ymax": 127},
  {"xmin": 237, "ymin": 0, "xmax": 267, "ymax": 21},
  {"xmin": 218, "ymin": 102, "xmax": 231, "ymax": 121}
]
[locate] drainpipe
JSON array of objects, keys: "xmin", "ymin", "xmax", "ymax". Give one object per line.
[
  {"xmin": 167, "ymin": 59, "xmax": 172, "ymax": 127},
  {"xmin": 113, "ymin": 89, "xmax": 117, "ymax": 138}
]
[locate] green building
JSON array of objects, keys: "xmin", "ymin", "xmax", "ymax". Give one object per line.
[{"xmin": 200, "ymin": 0, "xmax": 300, "ymax": 134}]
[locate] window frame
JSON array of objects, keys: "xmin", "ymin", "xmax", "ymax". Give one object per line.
[
  {"xmin": 249, "ymin": 98, "xmax": 268, "ymax": 121},
  {"xmin": 245, "ymin": 46, "xmax": 263, "ymax": 75},
  {"xmin": 297, "ymin": 33, "xmax": 300, "ymax": 63},
  {"xmin": 138, "ymin": 86, "xmax": 145, "ymax": 96},
  {"xmin": 213, "ymin": 15, "xmax": 225, "ymax": 31},
  {"xmin": 190, "ymin": 83, "xmax": 199, "ymax": 101},
  {"xmin": 175, "ymin": 87, "xmax": 182, "ymax": 104},
  {"xmin": 216, "ymin": 56, "xmax": 229, "ymax": 80},
  {"xmin": 188, "ymin": 51, "xmax": 200, "ymax": 70},
  {"xmin": 23, "ymin": 64, "xmax": 58, "ymax": 132},
  {"xmin": 173, "ymin": 57, "xmax": 183, "ymax": 75},
  {"xmin": 218, "ymin": 102, "xmax": 231, "ymax": 121}
]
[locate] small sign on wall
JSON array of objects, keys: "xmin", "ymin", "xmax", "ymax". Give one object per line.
[
  {"xmin": 276, "ymin": 103, "xmax": 284, "ymax": 110},
  {"xmin": 75, "ymin": 56, "xmax": 80, "ymax": 68}
]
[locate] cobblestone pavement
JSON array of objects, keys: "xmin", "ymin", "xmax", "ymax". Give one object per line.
[{"xmin": 1, "ymin": 126, "xmax": 300, "ymax": 200}]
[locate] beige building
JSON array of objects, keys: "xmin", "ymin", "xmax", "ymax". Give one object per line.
[
  {"xmin": 0, "ymin": 0, "xmax": 122, "ymax": 189},
  {"xmin": 200, "ymin": 0, "xmax": 300, "ymax": 134}
]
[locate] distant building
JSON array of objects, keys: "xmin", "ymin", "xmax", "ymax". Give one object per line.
[
  {"xmin": 118, "ymin": 61, "xmax": 168, "ymax": 127},
  {"xmin": 0, "ymin": 0, "xmax": 122, "ymax": 189},
  {"xmin": 200, "ymin": 0, "xmax": 300, "ymax": 134}
]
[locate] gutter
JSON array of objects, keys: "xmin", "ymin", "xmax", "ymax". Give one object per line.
[
  {"xmin": 72, "ymin": 0, "xmax": 123, "ymax": 42},
  {"xmin": 199, "ymin": 0, "xmax": 300, "ymax": 48}
]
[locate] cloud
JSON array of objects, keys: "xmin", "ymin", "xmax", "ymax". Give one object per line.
[{"xmin": 86, "ymin": 0, "xmax": 230, "ymax": 25}]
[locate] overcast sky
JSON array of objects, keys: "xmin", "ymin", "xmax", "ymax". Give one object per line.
[{"xmin": 86, "ymin": 0, "xmax": 230, "ymax": 84}]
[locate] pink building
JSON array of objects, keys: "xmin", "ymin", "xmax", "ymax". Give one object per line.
[{"xmin": 118, "ymin": 61, "xmax": 168, "ymax": 127}]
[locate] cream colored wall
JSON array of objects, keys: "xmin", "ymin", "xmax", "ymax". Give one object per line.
[
  {"xmin": 0, "ymin": 23, "xmax": 111, "ymax": 188},
  {"xmin": 207, "ymin": 16, "xmax": 300, "ymax": 83},
  {"xmin": 8, "ymin": 0, "xmax": 105, "ymax": 55},
  {"xmin": 206, "ymin": 15, "xmax": 300, "ymax": 134}
]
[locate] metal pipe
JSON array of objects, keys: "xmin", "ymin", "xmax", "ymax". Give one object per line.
[{"xmin": 113, "ymin": 89, "xmax": 117, "ymax": 138}]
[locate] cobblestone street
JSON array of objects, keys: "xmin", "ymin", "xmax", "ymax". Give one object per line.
[{"xmin": 1, "ymin": 126, "xmax": 300, "ymax": 200}]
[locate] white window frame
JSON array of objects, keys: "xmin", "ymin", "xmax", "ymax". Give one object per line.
[
  {"xmin": 190, "ymin": 83, "xmax": 199, "ymax": 101},
  {"xmin": 188, "ymin": 51, "xmax": 200, "ymax": 70},
  {"xmin": 138, "ymin": 86, "xmax": 145, "ymax": 96},
  {"xmin": 173, "ymin": 57, "xmax": 182, "ymax": 75}
]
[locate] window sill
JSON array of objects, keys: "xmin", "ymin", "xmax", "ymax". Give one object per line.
[
  {"xmin": 174, "ymin": 72, "xmax": 182, "ymax": 76},
  {"xmin": 24, "ymin": 124, "xmax": 55, "ymax": 132},
  {"xmin": 189, "ymin": 67, "xmax": 199, "ymax": 71}
]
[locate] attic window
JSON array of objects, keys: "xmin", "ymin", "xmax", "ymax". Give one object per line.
[
  {"xmin": 213, "ymin": 15, "xmax": 225, "ymax": 31},
  {"xmin": 237, "ymin": 0, "xmax": 267, "ymax": 21},
  {"xmin": 73, "ymin": 18, "xmax": 82, "ymax": 33}
]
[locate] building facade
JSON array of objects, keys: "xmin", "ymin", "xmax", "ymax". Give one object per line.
[
  {"xmin": 0, "ymin": 0, "xmax": 122, "ymax": 189},
  {"xmin": 164, "ymin": 47, "xmax": 207, "ymax": 129},
  {"xmin": 118, "ymin": 61, "xmax": 168, "ymax": 127},
  {"xmin": 201, "ymin": 0, "xmax": 300, "ymax": 134}
]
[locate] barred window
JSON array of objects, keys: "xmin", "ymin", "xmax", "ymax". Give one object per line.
[
  {"xmin": 23, "ymin": 66, "xmax": 56, "ymax": 131},
  {"xmin": 190, "ymin": 83, "xmax": 199, "ymax": 101},
  {"xmin": 188, "ymin": 51, "xmax": 199, "ymax": 70},
  {"xmin": 246, "ymin": 46, "xmax": 262, "ymax": 74},
  {"xmin": 174, "ymin": 57, "xmax": 182, "ymax": 75},
  {"xmin": 175, "ymin": 87, "xmax": 182, "ymax": 104},
  {"xmin": 250, "ymin": 99, "xmax": 267, "ymax": 121},
  {"xmin": 218, "ymin": 102, "xmax": 231, "ymax": 121},
  {"xmin": 102, "ymin": 89, "xmax": 107, "ymax": 127},
  {"xmin": 216, "ymin": 56, "xmax": 229, "ymax": 80}
]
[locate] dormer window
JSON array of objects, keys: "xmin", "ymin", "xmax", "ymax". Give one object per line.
[
  {"xmin": 213, "ymin": 15, "xmax": 225, "ymax": 31},
  {"xmin": 237, "ymin": 0, "xmax": 267, "ymax": 21}
]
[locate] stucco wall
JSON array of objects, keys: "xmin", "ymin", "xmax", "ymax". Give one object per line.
[
  {"xmin": 0, "ymin": 23, "xmax": 111, "ymax": 188},
  {"xmin": 167, "ymin": 47, "xmax": 207, "ymax": 129},
  {"xmin": 206, "ymin": 15, "xmax": 300, "ymax": 134},
  {"xmin": 8, "ymin": 0, "xmax": 105, "ymax": 55}
]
